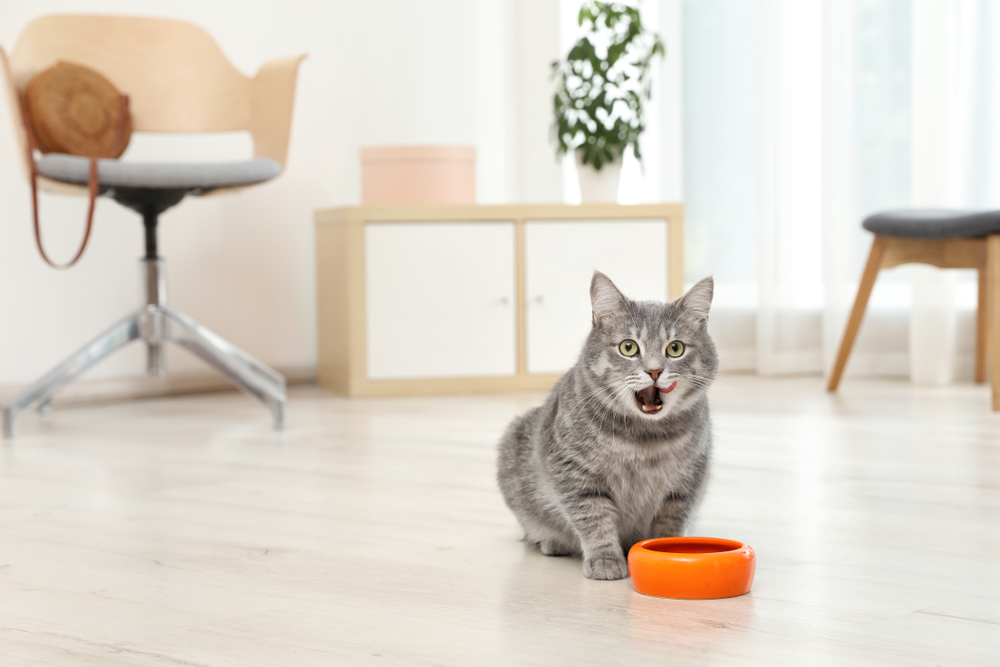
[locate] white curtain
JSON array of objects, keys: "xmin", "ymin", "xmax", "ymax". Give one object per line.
[{"xmin": 683, "ymin": 0, "xmax": 1000, "ymax": 383}]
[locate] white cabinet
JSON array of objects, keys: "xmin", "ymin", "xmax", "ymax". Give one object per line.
[
  {"xmin": 364, "ymin": 222, "xmax": 516, "ymax": 380},
  {"xmin": 315, "ymin": 204, "xmax": 682, "ymax": 397},
  {"xmin": 524, "ymin": 219, "xmax": 669, "ymax": 374}
]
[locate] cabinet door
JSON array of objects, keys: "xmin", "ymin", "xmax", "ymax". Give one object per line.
[
  {"xmin": 525, "ymin": 219, "xmax": 669, "ymax": 375},
  {"xmin": 365, "ymin": 222, "xmax": 517, "ymax": 380}
]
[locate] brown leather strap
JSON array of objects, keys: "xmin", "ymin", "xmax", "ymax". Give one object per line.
[{"xmin": 19, "ymin": 92, "xmax": 128, "ymax": 269}]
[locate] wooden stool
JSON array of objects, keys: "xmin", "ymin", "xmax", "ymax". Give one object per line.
[{"xmin": 827, "ymin": 209, "xmax": 1000, "ymax": 409}]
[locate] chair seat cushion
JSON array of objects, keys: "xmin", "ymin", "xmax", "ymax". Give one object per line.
[
  {"xmin": 35, "ymin": 153, "xmax": 281, "ymax": 190},
  {"xmin": 863, "ymin": 209, "xmax": 1000, "ymax": 239}
]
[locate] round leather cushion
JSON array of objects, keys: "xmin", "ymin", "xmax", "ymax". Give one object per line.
[{"xmin": 25, "ymin": 61, "xmax": 131, "ymax": 158}]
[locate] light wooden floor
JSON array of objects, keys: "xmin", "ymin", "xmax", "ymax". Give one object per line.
[{"xmin": 1, "ymin": 376, "xmax": 999, "ymax": 666}]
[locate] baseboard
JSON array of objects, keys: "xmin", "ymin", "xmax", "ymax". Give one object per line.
[{"xmin": 0, "ymin": 365, "xmax": 316, "ymax": 407}]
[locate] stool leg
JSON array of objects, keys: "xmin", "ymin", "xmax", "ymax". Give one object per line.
[
  {"xmin": 987, "ymin": 235, "xmax": 1000, "ymax": 409},
  {"xmin": 976, "ymin": 267, "xmax": 987, "ymax": 383},
  {"xmin": 828, "ymin": 236, "xmax": 888, "ymax": 391}
]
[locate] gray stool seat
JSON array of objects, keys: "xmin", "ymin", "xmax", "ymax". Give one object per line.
[
  {"xmin": 831, "ymin": 208, "xmax": 1000, "ymax": 407},
  {"xmin": 863, "ymin": 209, "xmax": 1000, "ymax": 239},
  {"xmin": 36, "ymin": 153, "xmax": 282, "ymax": 190}
]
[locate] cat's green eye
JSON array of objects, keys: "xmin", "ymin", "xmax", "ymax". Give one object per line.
[
  {"xmin": 666, "ymin": 341, "xmax": 685, "ymax": 358},
  {"xmin": 619, "ymin": 340, "xmax": 639, "ymax": 357}
]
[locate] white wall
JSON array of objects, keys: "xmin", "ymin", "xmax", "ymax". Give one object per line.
[{"xmin": 0, "ymin": 0, "xmax": 565, "ymax": 390}]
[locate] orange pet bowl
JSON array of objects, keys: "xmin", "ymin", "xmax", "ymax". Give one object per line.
[{"xmin": 628, "ymin": 537, "xmax": 755, "ymax": 600}]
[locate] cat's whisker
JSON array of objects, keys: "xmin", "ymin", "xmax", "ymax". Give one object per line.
[
  {"xmin": 665, "ymin": 372, "xmax": 715, "ymax": 391},
  {"xmin": 595, "ymin": 382, "xmax": 629, "ymax": 424},
  {"xmin": 608, "ymin": 381, "xmax": 638, "ymax": 436},
  {"xmin": 581, "ymin": 380, "xmax": 630, "ymax": 433},
  {"xmin": 588, "ymin": 377, "xmax": 638, "ymax": 408},
  {"xmin": 597, "ymin": 385, "xmax": 627, "ymax": 446},
  {"xmin": 575, "ymin": 380, "xmax": 631, "ymax": 419},
  {"xmin": 598, "ymin": 380, "xmax": 634, "ymax": 430},
  {"xmin": 573, "ymin": 377, "xmax": 628, "ymax": 407},
  {"xmin": 679, "ymin": 377, "xmax": 712, "ymax": 390}
]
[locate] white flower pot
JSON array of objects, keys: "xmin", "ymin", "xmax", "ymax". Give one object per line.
[{"xmin": 575, "ymin": 149, "xmax": 622, "ymax": 203}]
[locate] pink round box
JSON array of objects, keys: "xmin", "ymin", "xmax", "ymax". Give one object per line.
[{"xmin": 360, "ymin": 145, "xmax": 476, "ymax": 205}]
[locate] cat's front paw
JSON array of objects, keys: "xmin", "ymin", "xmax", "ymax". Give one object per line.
[{"xmin": 583, "ymin": 554, "xmax": 629, "ymax": 580}]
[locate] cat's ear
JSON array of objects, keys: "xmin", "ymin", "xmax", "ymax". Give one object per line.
[
  {"xmin": 674, "ymin": 276, "xmax": 714, "ymax": 327},
  {"xmin": 590, "ymin": 270, "xmax": 629, "ymax": 326}
]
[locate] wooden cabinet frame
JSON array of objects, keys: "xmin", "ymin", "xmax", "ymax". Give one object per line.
[{"xmin": 315, "ymin": 203, "xmax": 684, "ymax": 397}]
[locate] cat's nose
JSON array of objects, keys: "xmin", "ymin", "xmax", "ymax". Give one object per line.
[{"xmin": 646, "ymin": 369, "xmax": 663, "ymax": 381}]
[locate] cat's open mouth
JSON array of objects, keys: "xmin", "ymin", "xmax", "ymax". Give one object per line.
[{"xmin": 635, "ymin": 381, "xmax": 677, "ymax": 414}]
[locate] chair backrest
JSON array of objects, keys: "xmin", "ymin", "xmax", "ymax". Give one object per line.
[
  {"xmin": 8, "ymin": 14, "xmax": 252, "ymax": 133},
  {"xmin": 2, "ymin": 14, "xmax": 303, "ymax": 187}
]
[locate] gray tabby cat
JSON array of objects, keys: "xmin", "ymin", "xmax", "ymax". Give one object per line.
[{"xmin": 497, "ymin": 271, "xmax": 717, "ymax": 580}]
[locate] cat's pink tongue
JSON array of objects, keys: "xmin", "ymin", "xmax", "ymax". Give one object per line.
[{"xmin": 659, "ymin": 381, "xmax": 678, "ymax": 395}]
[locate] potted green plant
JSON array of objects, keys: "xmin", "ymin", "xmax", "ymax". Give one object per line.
[{"xmin": 552, "ymin": 1, "xmax": 664, "ymax": 202}]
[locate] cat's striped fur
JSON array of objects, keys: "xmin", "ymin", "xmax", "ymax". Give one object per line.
[{"xmin": 497, "ymin": 271, "xmax": 717, "ymax": 580}]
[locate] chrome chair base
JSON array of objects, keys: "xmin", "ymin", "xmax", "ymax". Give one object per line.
[{"xmin": 2, "ymin": 258, "xmax": 286, "ymax": 438}]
